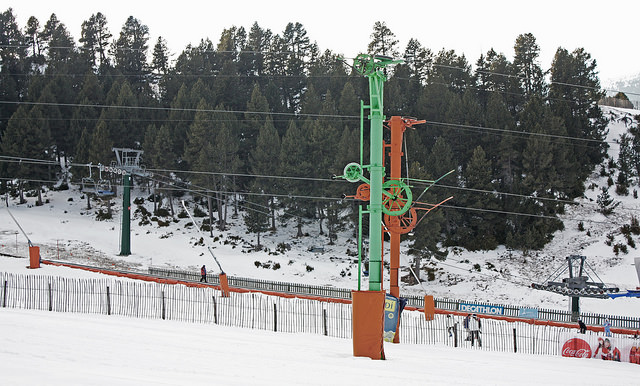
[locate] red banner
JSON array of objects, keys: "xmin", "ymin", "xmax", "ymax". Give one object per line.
[{"xmin": 560, "ymin": 333, "xmax": 640, "ymax": 363}]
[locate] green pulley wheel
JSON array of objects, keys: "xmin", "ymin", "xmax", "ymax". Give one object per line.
[{"xmin": 381, "ymin": 179, "xmax": 413, "ymax": 216}]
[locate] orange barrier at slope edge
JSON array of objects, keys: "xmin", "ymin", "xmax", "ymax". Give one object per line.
[
  {"xmin": 424, "ymin": 295, "xmax": 435, "ymax": 321},
  {"xmin": 28, "ymin": 246, "xmax": 40, "ymax": 269},
  {"xmin": 40, "ymin": 260, "xmax": 640, "ymax": 337},
  {"xmin": 352, "ymin": 290, "xmax": 386, "ymax": 360},
  {"xmin": 219, "ymin": 273, "xmax": 230, "ymax": 297}
]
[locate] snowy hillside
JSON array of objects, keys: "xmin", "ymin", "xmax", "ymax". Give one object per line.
[{"xmin": 2, "ymin": 106, "xmax": 640, "ymax": 317}]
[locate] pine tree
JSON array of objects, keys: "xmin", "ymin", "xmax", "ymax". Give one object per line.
[
  {"xmin": 367, "ymin": 21, "xmax": 399, "ymax": 58},
  {"xmin": 1, "ymin": 105, "xmax": 51, "ymax": 203},
  {"xmin": 616, "ymin": 134, "xmax": 633, "ymax": 196},
  {"xmin": 406, "ymin": 160, "xmax": 447, "ymax": 261},
  {"xmin": 279, "ymin": 120, "xmax": 313, "ymax": 237},
  {"xmin": 24, "ymin": 16, "xmax": 45, "ymax": 65},
  {"xmin": 250, "ymin": 116, "xmax": 281, "ymax": 230},
  {"xmin": 244, "ymin": 193, "xmax": 270, "ymax": 250},
  {"xmin": 513, "ymin": 33, "xmax": 546, "ymax": 99},
  {"xmin": 458, "ymin": 146, "xmax": 499, "ymax": 250},
  {"xmin": 243, "ymin": 83, "xmax": 271, "ymax": 168},
  {"xmin": 597, "ymin": 186, "xmax": 619, "ymax": 215},
  {"xmin": 549, "ymin": 47, "xmax": 608, "ymax": 189},
  {"xmin": 431, "ymin": 49, "xmax": 472, "ymax": 94},
  {"xmin": 113, "ymin": 16, "xmax": 150, "ymax": 94},
  {"xmin": 80, "ymin": 13, "xmax": 112, "ymax": 69},
  {"xmin": 90, "ymin": 120, "xmax": 114, "ymax": 165},
  {"xmin": 183, "ymin": 99, "xmax": 218, "ymax": 233},
  {"xmin": 338, "ymin": 82, "xmax": 360, "ymax": 116},
  {"xmin": 151, "ymin": 36, "xmax": 170, "ymax": 99},
  {"xmin": 210, "ymin": 104, "xmax": 242, "ymax": 229},
  {"xmin": 0, "ymin": 9, "xmax": 29, "ymax": 136}
]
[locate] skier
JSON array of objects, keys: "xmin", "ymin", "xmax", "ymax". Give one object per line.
[
  {"xmin": 463, "ymin": 314, "xmax": 471, "ymax": 341},
  {"xmin": 469, "ymin": 314, "xmax": 482, "ymax": 347},
  {"xmin": 603, "ymin": 318, "xmax": 611, "ymax": 337},
  {"xmin": 200, "ymin": 265, "xmax": 207, "ymax": 283}
]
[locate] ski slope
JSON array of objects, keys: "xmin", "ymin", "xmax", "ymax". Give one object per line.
[{"xmin": 1, "ymin": 307, "xmax": 638, "ymax": 385}]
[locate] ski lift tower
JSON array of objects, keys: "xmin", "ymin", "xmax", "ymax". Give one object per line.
[
  {"xmin": 112, "ymin": 147, "xmax": 151, "ymax": 256},
  {"xmin": 531, "ymin": 255, "xmax": 619, "ymax": 321}
]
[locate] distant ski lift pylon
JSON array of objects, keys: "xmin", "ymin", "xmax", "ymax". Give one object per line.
[{"xmin": 112, "ymin": 147, "xmax": 151, "ymax": 178}]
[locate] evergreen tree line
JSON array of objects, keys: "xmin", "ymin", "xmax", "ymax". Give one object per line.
[{"xmin": 0, "ymin": 10, "xmax": 609, "ymax": 255}]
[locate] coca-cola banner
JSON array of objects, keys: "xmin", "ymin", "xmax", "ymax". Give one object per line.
[{"xmin": 560, "ymin": 333, "xmax": 640, "ymax": 364}]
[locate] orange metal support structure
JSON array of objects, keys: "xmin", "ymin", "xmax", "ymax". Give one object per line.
[{"xmin": 385, "ymin": 116, "xmax": 425, "ymax": 342}]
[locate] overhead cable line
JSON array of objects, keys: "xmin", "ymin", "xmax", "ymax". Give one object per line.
[
  {"xmin": 0, "ymin": 100, "xmax": 356, "ymax": 120},
  {"xmin": 3, "ymin": 156, "xmax": 640, "ymax": 216},
  {"xmin": 0, "ymin": 100, "xmax": 618, "ymax": 148},
  {"xmin": 2, "ymin": 173, "xmax": 637, "ymax": 229}
]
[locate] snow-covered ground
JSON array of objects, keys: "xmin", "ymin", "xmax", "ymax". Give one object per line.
[
  {"xmin": 1, "ymin": 307, "xmax": 638, "ymax": 385},
  {"xmin": 2, "ymin": 105, "xmax": 640, "ymax": 384},
  {"xmin": 1, "ymin": 106, "xmax": 640, "ymax": 319}
]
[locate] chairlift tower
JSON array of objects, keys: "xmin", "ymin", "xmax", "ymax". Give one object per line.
[
  {"xmin": 334, "ymin": 54, "xmax": 452, "ymax": 358},
  {"xmin": 531, "ymin": 255, "xmax": 620, "ymax": 321},
  {"xmin": 111, "ymin": 148, "xmax": 150, "ymax": 256}
]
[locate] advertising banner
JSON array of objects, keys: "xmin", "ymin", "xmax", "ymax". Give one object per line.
[
  {"xmin": 560, "ymin": 332, "xmax": 640, "ymax": 364},
  {"xmin": 518, "ymin": 307, "xmax": 539, "ymax": 319},
  {"xmin": 383, "ymin": 294, "xmax": 406, "ymax": 342},
  {"xmin": 459, "ymin": 302, "xmax": 504, "ymax": 315}
]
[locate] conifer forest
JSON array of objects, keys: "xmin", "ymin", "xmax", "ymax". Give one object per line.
[{"xmin": 1, "ymin": 9, "xmax": 618, "ymax": 257}]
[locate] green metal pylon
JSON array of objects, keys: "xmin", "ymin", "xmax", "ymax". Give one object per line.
[
  {"xmin": 119, "ymin": 173, "xmax": 131, "ymax": 255},
  {"xmin": 338, "ymin": 54, "xmax": 402, "ymax": 291}
]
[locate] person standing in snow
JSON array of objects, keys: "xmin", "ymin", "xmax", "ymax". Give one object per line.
[
  {"xmin": 469, "ymin": 314, "xmax": 482, "ymax": 347},
  {"xmin": 603, "ymin": 318, "xmax": 612, "ymax": 337},
  {"xmin": 200, "ymin": 265, "xmax": 207, "ymax": 283},
  {"xmin": 463, "ymin": 314, "xmax": 471, "ymax": 341},
  {"xmin": 578, "ymin": 319, "xmax": 587, "ymax": 334},
  {"xmin": 446, "ymin": 314, "xmax": 455, "ymax": 338}
]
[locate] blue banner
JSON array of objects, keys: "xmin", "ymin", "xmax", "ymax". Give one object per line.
[
  {"xmin": 383, "ymin": 295, "xmax": 406, "ymax": 342},
  {"xmin": 459, "ymin": 302, "xmax": 504, "ymax": 315},
  {"xmin": 518, "ymin": 307, "xmax": 539, "ymax": 318}
]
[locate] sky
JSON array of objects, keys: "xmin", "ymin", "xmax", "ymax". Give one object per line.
[{"xmin": 5, "ymin": 1, "xmax": 640, "ymax": 83}]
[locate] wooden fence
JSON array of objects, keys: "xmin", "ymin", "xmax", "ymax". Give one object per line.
[{"xmin": 1, "ymin": 271, "xmax": 625, "ymax": 357}]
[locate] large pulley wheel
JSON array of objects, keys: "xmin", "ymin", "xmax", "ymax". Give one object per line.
[
  {"xmin": 381, "ymin": 180, "xmax": 412, "ymax": 216},
  {"xmin": 384, "ymin": 207, "xmax": 418, "ymax": 234},
  {"xmin": 354, "ymin": 184, "xmax": 370, "ymax": 201},
  {"xmin": 343, "ymin": 162, "xmax": 363, "ymax": 183}
]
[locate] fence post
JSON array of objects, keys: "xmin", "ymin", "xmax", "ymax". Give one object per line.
[
  {"xmin": 323, "ymin": 309, "xmax": 328, "ymax": 336},
  {"xmin": 212, "ymin": 296, "xmax": 217, "ymax": 324},
  {"xmin": 161, "ymin": 291, "xmax": 166, "ymax": 320},
  {"xmin": 513, "ymin": 328, "xmax": 517, "ymax": 353},
  {"xmin": 273, "ymin": 303, "xmax": 277, "ymax": 332},
  {"xmin": 48, "ymin": 283, "xmax": 52, "ymax": 311},
  {"xmin": 3, "ymin": 280, "xmax": 7, "ymax": 308},
  {"xmin": 106, "ymin": 286, "xmax": 111, "ymax": 316}
]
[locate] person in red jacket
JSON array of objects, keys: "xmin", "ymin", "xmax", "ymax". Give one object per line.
[{"xmin": 200, "ymin": 265, "xmax": 207, "ymax": 283}]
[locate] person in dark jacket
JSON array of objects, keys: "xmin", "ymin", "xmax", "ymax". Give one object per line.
[
  {"xmin": 578, "ymin": 319, "xmax": 587, "ymax": 334},
  {"xmin": 200, "ymin": 265, "xmax": 207, "ymax": 283}
]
